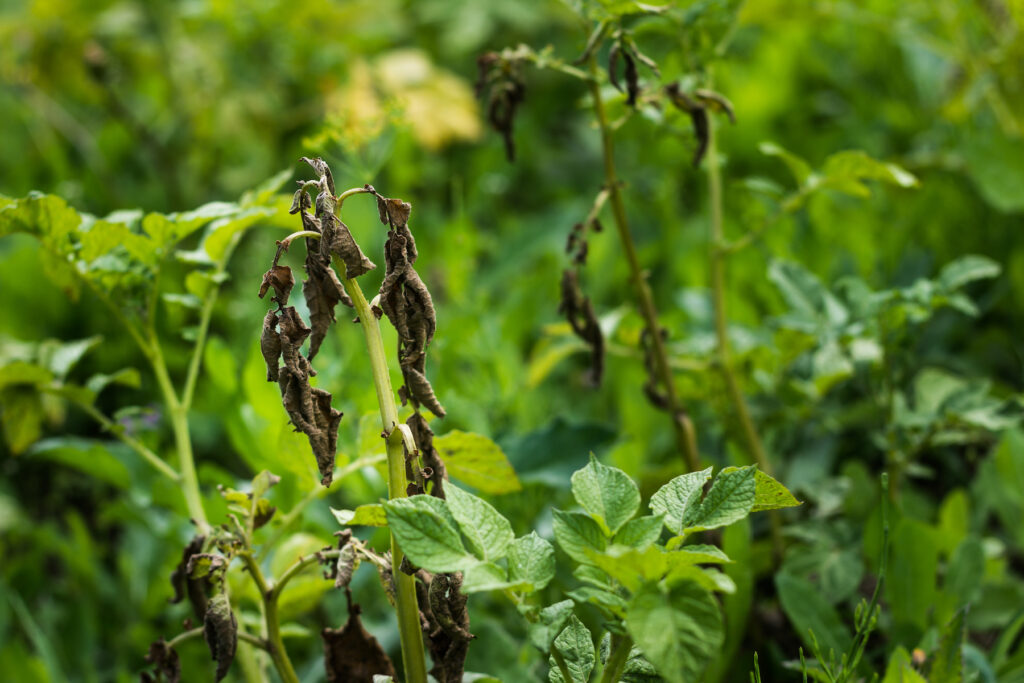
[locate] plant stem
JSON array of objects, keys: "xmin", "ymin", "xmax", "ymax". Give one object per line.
[
  {"xmin": 600, "ymin": 633, "xmax": 633, "ymax": 683},
  {"xmin": 705, "ymin": 114, "xmax": 784, "ymax": 558},
  {"xmin": 150, "ymin": 341, "xmax": 209, "ymax": 533},
  {"xmin": 339, "ymin": 270, "xmax": 429, "ymax": 683},
  {"xmin": 586, "ymin": 57, "xmax": 700, "ymax": 472},
  {"xmin": 165, "ymin": 625, "xmax": 269, "ymax": 652},
  {"xmin": 270, "ymin": 549, "xmax": 341, "ymax": 600},
  {"xmin": 242, "ymin": 554, "xmax": 300, "ymax": 683}
]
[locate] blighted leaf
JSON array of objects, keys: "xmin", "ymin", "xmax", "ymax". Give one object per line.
[
  {"xmin": 301, "ymin": 156, "xmax": 336, "ymax": 196},
  {"xmin": 303, "ymin": 246, "xmax": 352, "ymax": 361},
  {"xmin": 558, "ymin": 270, "xmax": 604, "ymax": 386},
  {"xmin": 335, "ymin": 543, "xmax": 359, "ymax": 590},
  {"xmin": 252, "ymin": 499, "xmax": 276, "ymax": 530},
  {"xmin": 433, "ymin": 430, "xmax": 521, "ymax": 494},
  {"xmin": 322, "ymin": 605, "xmax": 397, "ymax": 682},
  {"xmin": 259, "ymin": 311, "xmax": 282, "ymax": 382},
  {"xmin": 376, "ymin": 195, "xmax": 445, "ymax": 417},
  {"xmin": 409, "ymin": 411, "xmax": 448, "ymax": 498},
  {"xmin": 421, "ymin": 572, "xmax": 474, "ymax": 683},
  {"xmin": 203, "ymin": 593, "xmax": 237, "ymax": 682},
  {"xmin": 321, "ymin": 213, "xmax": 376, "ymax": 279},
  {"xmin": 142, "ymin": 639, "xmax": 180, "ymax": 683},
  {"xmin": 187, "ymin": 553, "xmax": 226, "ymax": 580},
  {"xmin": 169, "ymin": 535, "xmax": 208, "ymax": 620},
  {"xmin": 258, "ymin": 265, "xmax": 294, "ymax": 305},
  {"xmin": 272, "ymin": 306, "xmax": 342, "ymax": 486},
  {"xmin": 476, "ymin": 51, "xmax": 526, "ymax": 162}
]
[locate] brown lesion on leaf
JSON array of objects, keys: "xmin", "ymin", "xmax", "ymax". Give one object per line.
[
  {"xmin": 141, "ymin": 639, "xmax": 181, "ymax": 683},
  {"xmin": 372, "ymin": 190, "xmax": 446, "ymax": 418},
  {"xmin": 665, "ymin": 84, "xmax": 736, "ymax": 167},
  {"xmin": 608, "ymin": 31, "xmax": 660, "ymax": 108},
  {"xmin": 322, "ymin": 592, "xmax": 397, "ymax": 683},
  {"xmin": 475, "ymin": 51, "xmax": 527, "ymax": 162},
  {"xmin": 169, "ymin": 534, "xmax": 209, "ymax": 621},
  {"xmin": 414, "ymin": 570, "xmax": 474, "ymax": 683}
]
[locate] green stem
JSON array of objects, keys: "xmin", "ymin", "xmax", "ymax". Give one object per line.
[
  {"xmin": 586, "ymin": 56, "xmax": 700, "ymax": 473},
  {"xmin": 600, "ymin": 634, "xmax": 633, "ymax": 683},
  {"xmin": 165, "ymin": 625, "xmax": 268, "ymax": 652},
  {"xmin": 181, "ymin": 291, "xmax": 216, "ymax": 412},
  {"xmin": 65, "ymin": 396, "xmax": 180, "ymax": 481},
  {"xmin": 706, "ymin": 113, "xmax": 783, "ymax": 558},
  {"xmin": 270, "ymin": 549, "xmax": 341, "ymax": 601},
  {"xmin": 150, "ymin": 342, "xmax": 209, "ymax": 533},
  {"xmin": 339, "ymin": 271, "xmax": 429, "ymax": 683},
  {"xmin": 242, "ymin": 554, "xmax": 300, "ymax": 683}
]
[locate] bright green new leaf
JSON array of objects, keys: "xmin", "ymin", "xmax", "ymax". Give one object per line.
[
  {"xmin": 331, "ymin": 504, "xmax": 388, "ymax": 527},
  {"xmin": 612, "ymin": 515, "xmax": 664, "ymax": 549},
  {"xmin": 650, "ymin": 467, "xmax": 712, "ymax": 534},
  {"xmin": 461, "ymin": 562, "xmax": 513, "ymax": 594},
  {"xmin": 626, "ymin": 581, "xmax": 723, "ymax": 683},
  {"xmin": 433, "ymin": 430, "xmax": 522, "ymax": 494},
  {"xmin": 548, "ymin": 615, "xmax": 595, "ymax": 683},
  {"xmin": 528, "ymin": 600, "xmax": 575, "ymax": 652},
  {"xmin": 446, "ymin": 484, "xmax": 514, "ymax": 562},
  {"xmin": 751, "ymin": 470, "xmax": 801, "ymax": 512},
  {"xmin": 552, "ymin": 509, "xmax": 607, "ymax": 565},
  {"xmin": 570, "ymin": 454, "xmax": 641, "ymax": 535},
  {"xmin": 508, "ymin": 532, "xmax": 556, "ymax": 591},
  {"xmin": 682, "ymin": 466, "xmax": 757, "ymax": 532},
  {"xmin": 384, "ymin": 495, "xmax": 478, "ymax": 572}
]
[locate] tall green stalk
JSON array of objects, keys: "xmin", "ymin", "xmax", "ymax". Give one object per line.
[
  {"xmin": 586, "ymin": 56, "xmax": 701, "ymax": 473},
  {"xmin": 339, "ymin": 263, "xmax": 429, "ymax": 683}
]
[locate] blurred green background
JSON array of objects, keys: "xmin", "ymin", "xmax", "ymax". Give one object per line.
[{"xmin": 1, "ymin": 0, "xmax": 1023, "ymax": 680}]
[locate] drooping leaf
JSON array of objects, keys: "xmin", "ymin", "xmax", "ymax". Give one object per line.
[
  {"xmin": 322, "ymin": 606, "xmax": 396, "ymax": 683},
  {"xmin": 203, "ymin": 593, "xmax": 237, "ymax": 682}
]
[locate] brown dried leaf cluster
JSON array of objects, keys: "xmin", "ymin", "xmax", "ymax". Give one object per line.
[
  {"xmin": 415, "ymin": 571, "xmax": 474, "ymax": 683},
  {"xmin": 665, "ymin": 84, "xmax": 736, "ymax": 167},
  {"xmin": 322, "ymin": 601, "xmax": 396, "ymax": 683},
  {"xmin": 609, "ymin": 33, "xmax": 660, "ymax": 108},
  {"xmin": 559, "ymin": 269, "xmax": 604, "ymax": 387},
  {"xmin": 203, "ymin": 593, "xmax": 237, "ymax": 682},
  {"xmin": 141, "ymin": 639, "xmax": 180, "ymax": 683},
  {"xmin": 375, "ymin": 192, "xmax": 446, "ymax": 418},
  {"xmin": 641, "ymin": 326, "xmax": 672, "ymax": 412},
  {"xmin": 260, "ymin": 273, "xmax": 342, "ymax": 486},
  {"xmin": 169, "ymin": 535, "xmax": 209, "ymax": 621},
  {"xmin": 408, "ymin": 411, "xmax": 448, "ymax": 499},
  {"xmin": 475, "ymin": 52, "xmax": 526, "ymax": 162}
]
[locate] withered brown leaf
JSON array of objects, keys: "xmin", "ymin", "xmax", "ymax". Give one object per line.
[
  {"xmin": 377, "ymin": 197, "xmax": 446, "ymax": 418},
  {"xmin": 416, "ymin": 571, "xmax": 473, "ymax": 683},
  {"xmin": 260, "ymin": 310, "xmax": 282, "ymax": 381},
  {"xmin": 258, "ymin": 265, "xmax": 294, "ymax": 305},
  {"xmin": 322, "ymin": 604, "xmax": 397, "ymax": 683},
  {"xmin": 203, "ymin": 593, "xmax": 237, "ymax": 682},
  {"xmin": 169, "ymin": 535, "xmax": 208, "ymax": 621},
  {"xmin": 408, "ymin": 411, "xmax": 447, "ymax": 499},
  {"xmin": 320, "ymin": 212, "xmax": 375, "ymax": 279},
  {"xmin": 559, "ymin": 269, "xmax": 605, "ymax": 387},
  {"xmin": 141, "ymin": 639, "xmax": 181, "ymax": 683}
]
